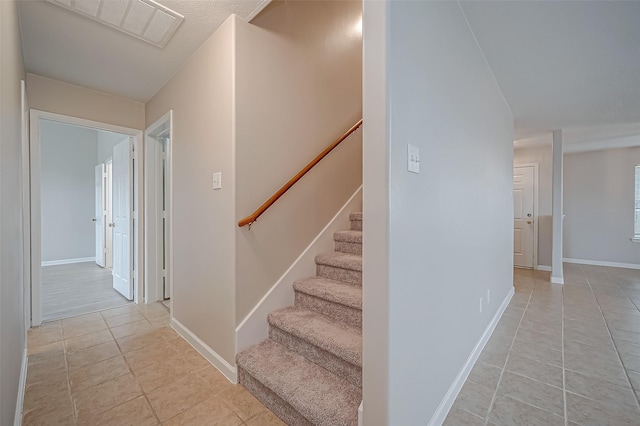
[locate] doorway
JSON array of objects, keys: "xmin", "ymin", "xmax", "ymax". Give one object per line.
[
  {"xmin": 513, "ymin": 164, "xmax": 538, "ymax": 268},
  {"xmin": 144, "ymin": 111, "xmax": 173, "ymax": 311},
  {"xmin": 29, "ymin": 110, "xmax": 143, "ymax": 326}
]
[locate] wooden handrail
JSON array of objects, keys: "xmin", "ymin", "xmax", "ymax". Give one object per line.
[{"xmin": 238, "ymin": 119, "xmax": 363, "ymax": 228}]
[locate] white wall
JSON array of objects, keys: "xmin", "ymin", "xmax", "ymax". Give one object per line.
[
  {"xmin": 40, "ymin": 121, "xmax": 98, "ymax": 263},
  {"xmin": 26, "ymin": 73, "xmax": 145, "ymax": 130},
  {"xmin": 564, "ymin": 146, "xmax": 640, "ymax": 265},
  {"xmin": 146, "ymin": 16, "xmax": 237, "ymax": 365},
  {"xmin": 234, "ymin": 0, "xmax": 362, "ymax": 324},
  {"xmin": 0, "ymin": 0, "xmax": 26, "ymax": 424},
  {"xmin": 363, "ymin": 2, "xmax": 514, "ymax": 424},
  {"xmin": 514, "ymin": 144, "xmax": 553, "ymax": 267}
]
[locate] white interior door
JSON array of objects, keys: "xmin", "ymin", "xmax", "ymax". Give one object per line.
[
  {"xmin": 105, "ymin": 160, "xmax": 113, "ymax": 269},
  {"xmin": 514, "ymin": 166, "xmax": 535, "ymax": 268},
  {"xmin": 95, "ymin": 164, "xmax": 106, "ymax": 267},
  {"xmin": 112, "ymin": 138, "xmax": 133, "ymax": 299}
]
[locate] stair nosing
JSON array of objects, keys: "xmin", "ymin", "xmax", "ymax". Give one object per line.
[
  {"xmin": 293, "ymin": 277, "xmax": 362, "ymax": 309},
  {"xmin": 315, "ymin": 252, "xmax": 362, "ymax": 272},
  {"xmin": 268, "ymin": 306, "xmax": 362, "ymax": 367}
]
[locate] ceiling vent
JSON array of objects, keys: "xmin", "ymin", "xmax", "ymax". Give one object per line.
[{"xmin": 46, "ymin": 0, "xmax": 184, "ymax": 48}]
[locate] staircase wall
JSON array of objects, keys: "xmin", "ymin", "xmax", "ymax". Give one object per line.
[
  {"xmin": 234, "ymin": 0, "xmax": 363, "ymax": 325},
  {"xmin": 146, "ymin": 17, "xmax": 238, "ymax": 369},
  {"xmin": 236, "ymin": 186, "xmax": 362, "ymax": 354},
  {"xmin": 363, "ymin": 2, "xmax": 515, "ymax": 424}
]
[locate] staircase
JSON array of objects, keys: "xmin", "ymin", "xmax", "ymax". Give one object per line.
[{"xmin": 237, "ymin": 212, "xmax": 363, "ymax": 426}]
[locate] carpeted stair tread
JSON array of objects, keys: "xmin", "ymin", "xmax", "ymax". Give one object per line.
[
  {"xmin": 293, "ymin": 277, "xmax": 362, "ymax": 310},
  {"xmin": 334, "ymin": 230, "xmax": 362, "ymax": 244},
  {"xmin": 237, "ymin": 339, "xmax": 361, "ymax": 426},
  {"xmin": 349, "ymin": 212, "xmax": 362, "ymax": 221},
  {"xmin": 315, "ymin": 252, "xmax": 362, "ymax": 272},
  {"xmin": 269, "ymin": 306, "xmax": 362, "ymax": 367}
]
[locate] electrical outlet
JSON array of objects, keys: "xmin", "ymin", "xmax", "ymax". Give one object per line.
[
  {"xmin": 479, "ymin": 297, "xmax": 483, "ymax": 313},
  {"xmin": 487, "ymin": 289, "xmax": 491, "ymax": 304},
  {"xmin": 407, "ymin": 144, "xmax": 420, "ymax": 174}
]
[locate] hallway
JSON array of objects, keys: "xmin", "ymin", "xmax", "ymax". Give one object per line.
[
  {"xmin": 23, "ymin": 303, "xmax": 284, "ymax": 425},
  {"xmin": 446, "ymin": 265, "xmax": 640, "ymax": 425}
]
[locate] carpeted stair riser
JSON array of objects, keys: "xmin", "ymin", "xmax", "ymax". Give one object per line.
[
  {"xmin": 349, "ymin": 213, "xmax": 362, "ymax": 232},
  {"xmin": 335, "ymin": 241, "xmax": 362, "ymax": 255},
  {"xmin": 333, "ymin": 230, "xmax": 362, "ymax": 256},
  {"xmin": 316, "ymin": 265, "xmax": 362, "ymax": 285},
  {"xmin": 294, "ymin": 291, "xmax": 362, "ymax": 328},
  {"xmin": 269, "ymin": 326, "xmax": 362, "ymax": 387},
  {"xmin": 238, "ymin": 367, "xmax": 313, "ymax": 426}
]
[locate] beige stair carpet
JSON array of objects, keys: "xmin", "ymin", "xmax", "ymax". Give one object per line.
[{"xmin": 237, "ymin": 212, "xmax": 363, "ymax": 426}]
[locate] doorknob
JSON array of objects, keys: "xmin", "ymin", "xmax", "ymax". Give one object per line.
[
  {"xmin": 92, "ymin": 218, "xmax": 97, "ymax": 222},
  {"xmin": 527, "ymin": 220, "xmax": 532, "ymax": 224}
]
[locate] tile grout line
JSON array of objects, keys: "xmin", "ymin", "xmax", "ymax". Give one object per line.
[
  {"xmin": 483, "ymin": 279, "xmax": 535, "ymax": 426},
  {"xmin": 591, "ymin": 268, "xmax": 640, "ymax": 411}
]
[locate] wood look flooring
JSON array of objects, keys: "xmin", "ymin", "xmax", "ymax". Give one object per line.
[{"xmin": 42, "ymin": 262, "xmax": 132, "ymax": 321}]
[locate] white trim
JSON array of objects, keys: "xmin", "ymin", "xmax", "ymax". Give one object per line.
[
  {"xmin": 550, "ymin": 277, "xmax": 565, "ymax": 284},
  {"xmin": 171, "ymin": 317, "xmax": 237, "ymax": 383},
  {"xmin": 514, "ymin": 163, "xmax": 539, "ymax": 269},
  {"xmin": 41, "ymin": 257, "xmax": 96, "ymax": 267},
  {"xmin": 14, "ymin": 348, "xmax": 28, "ymax": 426},
  {"xmin": 632, "ymin": 237, "xmax": 640, "ymax": 243},
  {"xmin": 235, "ymin": 186, "xmax": 363, "ymax": 354},
  {"xmin": 29, "ymin": 110, "xmax": 144, "ymax": 326},
  {"xmin": 21, "ymin": 80, "xmax": 32, "ymax": 331},
  {"xmin": 563, "ymin": 258, "xmax": 640, "ymax": 270},
  {"xmin": 535, "ymin": 265, "xmax": 551, "ymax": 272},
  {"xmin": 358, "ymin": 401, "xmax": 363, "ymax": 426},
  {"xmin": 144, "ymin": 110, "xmax": 173, "ymax": 309},
  {"xmin": 429, "ymin": 287, "xmax": 515, "ymax": 426}
]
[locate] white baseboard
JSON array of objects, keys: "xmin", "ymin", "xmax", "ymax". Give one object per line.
[
  {"xmin": 171, "ymin": 317, "xmax": 237, "ymax": 383},
  {"xmin": 428, "ymin": 286, "xmax": 515, "ymax": 426},
  {"xmin": 550, "ymin": 277, "xmax": 565, "ymax": 284},
  {"xmin": 235, "ymin": 186, "xmax": 363, "ymax": 354},
  {"xmin": 563, "ymin": 258, "xmax": 640, "ymax": 270},
  {"xmin": 14, "ymin": 347, "xmax": 27, "ymax": 426},
  {"xmin": 358, "ymin": 401, "xmax": 363, "ymax": 426},
  {"xmin": 535, "ymin": 265, "xmax": 551, "ymax": 272},
  {"xmin": 41, "ymin": 257, "xmax": 95, "ymax": 267}
]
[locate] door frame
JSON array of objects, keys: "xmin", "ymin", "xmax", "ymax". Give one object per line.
[
  {"xmin": 514, "ymin": 163, "xmax": 539, "ymax": 270},
  {"xmin": 28, "ymin": 110, "xmax": 144, "ymax": 326},
  {"xmin": 144, "ymin": 111, "xmax": 173, "ymax": 307},
  {"xmin": 21, "ymin": 80, "xmax": 31, "ymax": 333}
]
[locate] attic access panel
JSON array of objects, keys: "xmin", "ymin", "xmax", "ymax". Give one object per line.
[{"xmin": 46, "ymin": 0, "xmax": 184, "ymax": 48}]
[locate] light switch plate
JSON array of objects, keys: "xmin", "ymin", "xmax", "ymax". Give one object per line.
[
  {"xmin": 408, "ymin": 144, "xmax": 420, "ymax": 173},
  {"xmin": 212, "ymin": 172, "xmax": 222, "ymax": 190}
]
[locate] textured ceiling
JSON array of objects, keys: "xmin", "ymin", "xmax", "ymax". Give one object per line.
[
  {"xmin": 461, "ymin": 1, "xmax": 640, "ymax": 141},
  {"xmin": 19, "ymin": 1, "xmax": 640, "ymax": 143},
  {"xmin": 18, "ymin": 0, "xmax": 270, "ymax": 102}
]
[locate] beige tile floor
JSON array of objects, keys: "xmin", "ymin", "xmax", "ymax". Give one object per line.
[
  {"xmin": 23, "ymin": 302, "xmax": 284, "ymax": 426},
  {"xmin": 446, "ymin": 264, "xmax": 640, "ymax": 425}
]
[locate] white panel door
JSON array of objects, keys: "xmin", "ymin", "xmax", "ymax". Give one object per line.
[
  {"xmin": 514, "ymin": 166, "xmax": 535, "ymax": 268},
  {"xmin": 95, "ymin": 164, "xmax": 106, "ymax": 267},
  {"xmin": 112, "ymin": 139, "xmax": 133, "ymax": 300}
]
